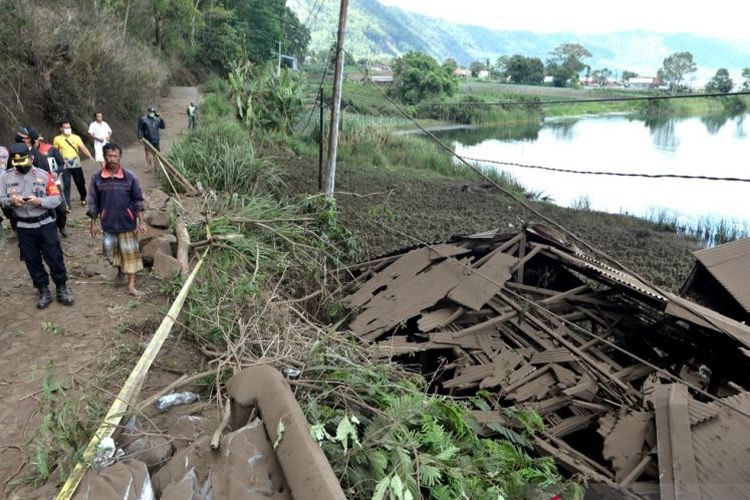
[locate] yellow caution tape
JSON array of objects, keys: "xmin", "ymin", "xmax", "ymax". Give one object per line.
[{"xmin": 56, "ymin": 248, "xmax": 209, "ymax": 500}]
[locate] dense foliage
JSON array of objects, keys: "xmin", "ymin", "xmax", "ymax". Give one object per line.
[
  {"xmin": 391, "ymin": 52, "xmax": 458, "ymax": 104},
  {"xmin": 705, "ymin": 68, "xmax": 733, "ymax": 93},
  {"xmin": 0, "ymin": 0, "xmax": 166, "ymax": 136}
]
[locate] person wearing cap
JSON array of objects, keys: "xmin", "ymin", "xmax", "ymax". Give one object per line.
[
  {"xmin": 87, "ymin": 111, "xmax": 112, "ymax": 163},
  {"xmin": 137, "ymin": 106, "xmax": 165, "ymax": 173},
  {"xmin": 87, "ymin": 143, "xmax": 146, "ymax": 297},
  {"xmin": 0, "ymin": 143, "xmax": 75, "ymax": 308},
  {"xmin": 53, "ymin": 120, "xmax": 95, "ymax": 211},
  {"xmin": 5, "ymin": 127, "xmax": 67, "ymax": 236}
]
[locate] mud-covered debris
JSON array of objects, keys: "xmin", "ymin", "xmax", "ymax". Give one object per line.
[{"xmin": 344, "ymin": 227, "xmax": 750, "ymax": 497}]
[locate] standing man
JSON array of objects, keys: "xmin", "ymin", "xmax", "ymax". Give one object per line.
[
  {"xmin": 187, "ymin": 102, "xmax": 198, "ymax": 130},
  {"xmin": 87, "ymin": 143, "xmax": 146, "ymax": 297},
  {"xmin": 0, "ymin": 144, "xmax": 75, "ymax": 308},
  {"xmin": 137, "ymin": 106, "xmax": 165, "ymax": 173},
  {"xmin": 53, "ymin": 120, "xmax": 95, "ymax": 211},
  {"xmin": 28, "ymin": 128, "xmax": 69, "ymax": 238},
  {"xmin": 87, "ymin": 111, "xmax": 112, "ymax": 164}
]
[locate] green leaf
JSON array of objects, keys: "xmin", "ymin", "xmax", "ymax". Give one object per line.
[
  {"xmin": 310, "ymin": 422, "xmax": 328, "ymax": 443},
  {"xmin": 273, "ymin": 420, "xmax": 285, "ymax": 450},
  {"xmin": 334, "ymin": 415, "xmax": 360, "ymax": 452},
  {"xmin": 372, "ymin": 475, "xmax": 390, "ymax": 500},
  {"xmin": 390, "ymin": 473, "xmax": 405, "ymax": 499}
]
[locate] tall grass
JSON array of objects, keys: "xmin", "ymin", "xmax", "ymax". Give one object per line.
[
  {"xmin": 645, "ymin": 207, "xmax": 750, "ymax": 246},
  {"xmin": 169, "ymin": 119, "xmax": 280, "ymax": 196}
]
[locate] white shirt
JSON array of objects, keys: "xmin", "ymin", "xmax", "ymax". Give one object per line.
[{"xmin": 88, "ymin": 120, "xmax": 112, "ymax": 161}]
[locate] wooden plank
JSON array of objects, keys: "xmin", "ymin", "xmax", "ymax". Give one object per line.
[
  {"xmin": 667, "ymin": 385, "xmax": 700, "ymax": 500},
  {"xmin": 653, "ymin": 385, "xmax": 675, "ymax": 500},
  {"xmin": 346, "ymin": 248, "xmax": 433, "ymax": 308},
  {"xmin": 417, "ymin": 306, "xmax": 465, "ymax": 332},
  {"xmin": 530, "ymin": 348, "xmax": 576, "ymax": 365},
  {"xmin": 350, "ymin": 257, "xmax": 469, "ymax": 340},
  {"xmin": 447, "ymin": 252, "xmax": 517, "ymax": 311},
  {"xmin": 548, "ymin": 413, "xmax": 597, "ymax": 438}
]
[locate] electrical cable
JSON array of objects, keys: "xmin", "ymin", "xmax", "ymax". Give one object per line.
[
  {"xmin": 459, "ymin": 155, "xmax": 750, "ymax": 183},
  {"xmin": 341, "ymin": 47, "xmax": 742, "ymax": 355},
  {"xmin": 419, "ymin": 90, "xmax": 750, "ymax": 107},
  {"xmin": 367, "ymin": 218, "xmax": 750, "ymax": 423}
]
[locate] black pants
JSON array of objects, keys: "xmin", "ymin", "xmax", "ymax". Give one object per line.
[
  {"xmin": 1, "ymin": 206, "xmax": 15, "ymax": 230},
  {"xmin": 17, "ymin": 222, "xmax": 67, "ymax": 289},
  {"xmin": 55, "ymin": 203, "xmax": 66, "ymax": 231},
  {"xmin": 62, "ymin": 167, "xmax": 87, "ymax": 207}
]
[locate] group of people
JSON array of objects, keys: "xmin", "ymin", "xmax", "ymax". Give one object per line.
[{"xmin": 0, "ymin": 105, "xmax": 174, "ymax": 309}]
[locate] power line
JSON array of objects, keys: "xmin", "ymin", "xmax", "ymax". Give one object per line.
[
  {"xmin": 303, "ymin": 0, "xmax": 325, "ymax": 29},
  {"xmin": 419, "ymin": 90, "xmax": 750, "ymax": 107},
  {"xmin": 366, "ymin": 218, "xmax": 750, "ymax": 425},
  {"xmin": 342, "ymin": 48, "xmax": 743, "ymax": 345},
  {"xmin": 459, "ymin": 155, "xmax": 750, "ymax": 183}
]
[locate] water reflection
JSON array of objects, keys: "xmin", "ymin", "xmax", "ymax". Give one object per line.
[
  {"xmin": 438, "ymin": 120, "xmax": 542, "ymax": 146},
  {"xmin": 735, "ymin": 114, "xmax": 746, "ymax": 139},
  {"xmin": 546, "ymin": 119, "xmax": 578, "ymax": 141},
  {"xmin": 436, "ymin": 110, "xmax": 750, "ymax": 231},
  {"xmin": 700, "ymin": 113, "xmax": 733, "ymax": 135},
  {"xmin": 644, "ymin": 117, "xmax": 680, "ymax": 151}
]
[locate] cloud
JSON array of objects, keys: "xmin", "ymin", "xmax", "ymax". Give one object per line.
[{"xmin": 377, "ymin": 0, "xmax": 750, "ymax": 42}]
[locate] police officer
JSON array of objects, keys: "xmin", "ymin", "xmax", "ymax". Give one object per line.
[{"xmin": 0, "ymin": 144, "xmax": 75, "ymax": 308}]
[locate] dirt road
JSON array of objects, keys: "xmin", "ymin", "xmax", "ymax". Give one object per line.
[{"xmin": 0, "ymin": 87, "xmax": 198, "ymax": 493}]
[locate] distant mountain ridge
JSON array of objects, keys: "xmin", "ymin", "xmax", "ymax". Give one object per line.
[{"xmin": 288, "ymin": 0, "xmax": 750, "ymax": 82}]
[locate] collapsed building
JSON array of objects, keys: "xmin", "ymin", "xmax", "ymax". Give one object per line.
[{"xmin": 344, "ymin": 227, "xmax": 750, "ymax": 499}]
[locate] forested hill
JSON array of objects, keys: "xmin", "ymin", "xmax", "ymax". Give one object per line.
[{"xmin": 289, "ymin": 0, "xmax": 750, "ymax": 77}]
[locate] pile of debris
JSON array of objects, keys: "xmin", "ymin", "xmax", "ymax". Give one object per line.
[
  {"xmin": 71, "ymin": 366, "xmax": 345, "ymax": 500},
  {"xmin": 344, "ymin": 227, "xmax": 750, "ymax": 499}
]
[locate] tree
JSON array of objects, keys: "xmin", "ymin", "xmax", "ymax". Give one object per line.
[
  {"xmin": 742, "ymin": 67, "xmax": 750, "ymax": 90},
  {"xmin": 505, "ymin": 55, "xmax": 544, "ymax": 85},
  {"xmin": 591, "ymin": 68, "xmax": 612, "ymax": 86},
  {"xmin": 622, "ymin": 70, "xmax": 639, "ymax": 81},
  {"xmin": 442, "ymin": 58, "xmax": 458, "ymax": 73},
  {"xmin": 493, "ymin": 55, "xmax": 509, "ymax": 78},
  {"xmin": 705, "ymin": 68, "xmax": 733, "ymax": 93},
  {"xmin": 391, "ymin": 51, "xmax": 458, "ymax": 103},
  {"xmin": 469, "ymin": 60, "xmax": 486, "ymax": 77},
  {"xmin": 660, "ymin": 52, "xmax": 697, "ymax": 94},
  {"xmin": 546, "ymin": 43, "xmax": 591, "ymax": 87}
]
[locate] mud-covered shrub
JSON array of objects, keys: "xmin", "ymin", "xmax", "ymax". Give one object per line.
[{"xmin": 0, "ymin": 0, "xmax": 167, "ymax": 136}]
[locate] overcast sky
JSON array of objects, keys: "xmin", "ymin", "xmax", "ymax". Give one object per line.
[{"xmin": 377, "ymin": 0, "xmax": 750, "ymax": 42}]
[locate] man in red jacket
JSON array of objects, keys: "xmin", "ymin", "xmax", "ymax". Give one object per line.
[{"xmin": 87, "ymin": 143, "xmax": 146, "ymax": 297}]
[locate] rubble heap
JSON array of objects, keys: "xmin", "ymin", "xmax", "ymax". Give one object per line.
[{"xmin": 344, "ymin": 227, "xmax": 750, "ymax": 499}]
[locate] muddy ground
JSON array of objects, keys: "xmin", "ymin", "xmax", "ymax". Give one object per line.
[
  {"xmin": 282, "ymin": 156, "xmax": 699, "ymax": 292},
  {"xmin": 0, "ymin": 87, "xmax": 201, "ymax": 496}
]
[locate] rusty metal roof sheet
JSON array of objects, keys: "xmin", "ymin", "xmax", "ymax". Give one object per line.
[{"xmin": 694, "ymin": 238, "xmax": 750, "ymax": 313}]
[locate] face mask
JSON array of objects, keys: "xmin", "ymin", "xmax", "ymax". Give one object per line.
[
  {"xmin": 17, "ymin": 165, "xmax": 31, "ymax": 174},
  {"xmin": 148, "ymin": 112, "xmax": 155, "ymax": 118},
  {"xmin": 63, "ymin": 128, "xmax": 72, "ymax": 136}
]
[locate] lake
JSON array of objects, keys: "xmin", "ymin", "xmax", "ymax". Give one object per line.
[{"xmin": 437, "ymin": 112, "xmax": 750, "ymax": 239}]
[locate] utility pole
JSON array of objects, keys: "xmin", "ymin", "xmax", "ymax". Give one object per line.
[
  {"xmin": 318, "ymin": 87, "xmax": 324, "ymax": 191},
  {"xmin": 277, "ymin": 40, "xmax": 282, "ymax": 77},
  {"xmin": 323, "ymin": 0, "xmax": 349, "ymax": 199}
]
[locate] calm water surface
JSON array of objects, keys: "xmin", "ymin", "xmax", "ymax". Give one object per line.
[{"xmin": 439, "ymin": 113, "xmax": 749, "ymax": 227}]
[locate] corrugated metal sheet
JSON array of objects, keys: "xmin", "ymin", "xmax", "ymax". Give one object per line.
[
  {"xmin": 664, "ymin": 292, "xmax": 750, "ymax": 348},
  {"xmin": 694, "ymin": 238, "xmax": 750, "ymax": 313},
  {"xmin": 691, "ymin": 392, "xmax": 750, "ymax": 500},
  {"xmin": 544, "ymin": 246, "xmax": 667, "ymax": 301}
]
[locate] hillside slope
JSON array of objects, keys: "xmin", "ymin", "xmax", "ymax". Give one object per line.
[{"xmin": 289, "ymin": 0, "xmax": 750, "ymax": 79}]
